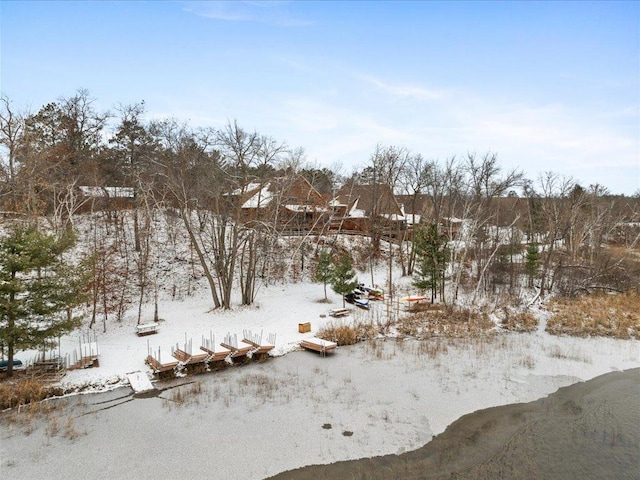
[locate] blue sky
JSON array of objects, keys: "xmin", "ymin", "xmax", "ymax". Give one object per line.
[{"xmin": 1, "ymin": 1, "xmax": 638, "ymax": 194}]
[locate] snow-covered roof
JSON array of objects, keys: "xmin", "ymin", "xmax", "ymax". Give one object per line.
[
  {"xmin": 227, "ymin": 182, "xmax": 262, "ymax": 197},
  {"xmin": 79, "ymin": 186, "xmax": 135, "ymax": 198},
  {"xmin": 241, "ymin": 185, "xmax": 274, "ymax": 209},
  {"xmin": 349, "ymin": 209, "xmax": 367, "ymax": 218},
  {"xmin": 329, "ymin": 198, "xmax": 347, "ymax": 207},
  {"xmin": 382, "ymin": 213, "xmax": 406, "ymax": 221},
  {"xmin": 348, "ymin": 198, "xmax": 367, "ymax": 217},
  {"xmin": 284, "ymin": 204, "xmax": 328, "ymax": 213}
]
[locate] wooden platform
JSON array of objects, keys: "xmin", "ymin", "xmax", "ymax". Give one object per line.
[
  {"xmin": 220, "ymin": 340, "xmax": 253, "ymax": 358},
  {"xmin": 68, "ymin": 356, "xmax": 99, "ymax": 370},
  {"xmin": 127, "ymin": 371, "xmax": 155, "ymax": 393},
  {"xmin": 300, "ymin": 337, "xmax": 338, "ymax": 356},
  {"xmin": 199, "ymin": 344, "xmax": 232, "ymax": 362},
  {"xmin": 146, "ymin": 348, "xmax": 179, "ymax": 373},
  {"xmin": 69, "ymin": 341, "xmax": 100, "ymax": 370},
  {"xmin": 242, "ymin": 337, "xmax": 275, "ymax": 355},
  {"xmin": 172, "ymin": 348, "xmax": 209, "ymax": 365},
  {"xmin": 329, "ymin": 308, "xmax": 350, "ymax": 317},
  {"xmin": 242, "ymin": 330, "xmax": 276, "ymax": 355}
]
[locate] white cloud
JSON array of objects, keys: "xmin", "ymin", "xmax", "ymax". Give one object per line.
[
  {"xmin": 182, "ymin": 1, "xmax": 311, "ymax": 27},
  {"xmin": 274, "ymin": 96, "xmax": 410, "ymax": 165},
  {"xmin": 357, "ymin": 74, "xmax": 446, "ymax": 101}
]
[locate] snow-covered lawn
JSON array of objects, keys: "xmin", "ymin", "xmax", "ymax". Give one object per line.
[
  {"xmin": 4, "ymin": 273, "xmax": 640, "ymax": 479},
  {"xmin": 13, "ymin": 272, "xmax": 637, "ymax": 401}
]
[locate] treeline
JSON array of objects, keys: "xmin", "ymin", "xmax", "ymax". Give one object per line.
[{"xmin": 1, "ymin": 90, "xmax": 639, "ymax": 313}]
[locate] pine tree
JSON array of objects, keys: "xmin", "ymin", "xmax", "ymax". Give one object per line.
[
  {"xmin": 413, "ymin": 223, "xmax": 449, "ymax": 302},
  {"xmin": 314, "ymin": 249, "xmax": 334, "ymax": 301},
  {"xmin": 0, "ymin": 225, "xmax": 88, "ymax": 376},
  {"xmin": 330, "ymin": 253, "xmax": 357, "ymax": 307},
  {"xmin": 524, "ymin": 243, "xmax": 540, "ymax": 287}
]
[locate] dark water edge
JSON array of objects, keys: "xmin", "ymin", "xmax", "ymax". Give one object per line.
[{"xmin": 268, "ymin": 368, "xmax": 640, "ymax": 480}]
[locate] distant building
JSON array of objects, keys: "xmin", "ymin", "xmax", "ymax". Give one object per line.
[
  {"xmin": 331, "ymin": 184, "xmax": 406, "ymax": 238},
  {"xmin": 77, "ymin": 185, "xmax": 135, "ymax": 211},
  {"xmin": 222, "ymin": 175, "xmax": 330, "ymax": 232},
  {"xmin": 79, "ymin": 186, "xmax": 135, "ymax": 198}
]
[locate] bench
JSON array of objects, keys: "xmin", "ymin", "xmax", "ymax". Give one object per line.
[
  {"xmin": 136, "ymin": 323, "xmax": 159, "ymax": 336},
  {"xmin": 329, "ymin": 308, "xmax": 350, "ymax": 317}
]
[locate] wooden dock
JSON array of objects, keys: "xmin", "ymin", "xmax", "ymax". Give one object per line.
[
  {"xmin": 146, "ymin": 347, "xmax": 179, "ymax": 373},
  {"xmin": 172, "ymin": 347, "xmax": 209, "ymax": 365},
  {"xmin": 242, "ymin": 330, "xmax": 276, "ymax": 355},
  {"xmin": 200, "ymin": 333, "xmax": 231, "ymax": 362},
  {"xmin": 300, "ymin": 337, "xmax": 338, "ymax": 356},
  {"xmin": 221, "ymin": 333, "xmax": 253, "ymax": 358},
  {"xmin": 69, "ymin": 338, "xmax": 100, "ymax": 370},
  {"xmin": 127, "ymin": 371, "xmax": 155, "ymax": 393},
  {"xmin": 145, "ymin": 330, "xmax": 278, "ymax": 376},
  {"xmin": 171, "ymin": 338, "xmax": 209, "ymax": 365}
]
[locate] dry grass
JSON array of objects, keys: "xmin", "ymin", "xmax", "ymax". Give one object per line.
[
  {"xmin": 396, "ymin": 305, "xmax": 495, "ymax": 339},
  {"xmin": 499, "ymin": 308, "xmax": 538, "ymax": 333},
  {"xmin": 0, "ymin": 378, "xmax": 64, "ymax": 411},
  {"xmin": 317, "ymin": 319, "xmax": 378, "ymax": 346},
  {"xmin": 546, "ymin": 289, "xmax": 640, "ymax": 339},
  {"xmin": 163, "ymin": 381, "xmax": 205, "ymax": 408},
  {"xmin": 546, "ymin": 344, "xmax": 592, "ymax": 363},
  {"xmin": 518, "ymin": 354, "xmax": 536, "ymax": 369},
  {"xmin": 236, "ymin": 372, "xmax": 280, "ymax": 399}
]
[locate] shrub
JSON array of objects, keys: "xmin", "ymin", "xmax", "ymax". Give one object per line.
[
  {"xmin": 546, "ymin": 289, "xmax": 640, "ymax": 339},
  {"xmin": 500, "ymin": 308, "xmax": 538, "ymax": 333},
  {"xmin": 317, "ymin": 320, "xmax": 377, "ymax": 346},
  {"xmin": 396, "ymin": 305, "xmax": 495, "ymax": 338},
  {"xmin": 0, "ymin": 379, "xmax": 55, "ymax": 410}
]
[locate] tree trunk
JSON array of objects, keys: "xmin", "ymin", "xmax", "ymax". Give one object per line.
[{"xmin": 181, "ymin": 208, "xmax": 221, "ymax": 309}]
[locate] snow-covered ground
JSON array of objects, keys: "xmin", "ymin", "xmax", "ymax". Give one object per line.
[
  {"xmin": 16, "ymin": 266, "xmax": 639, "ymax": 404},
  {"xmin": 49, "ymin": 281, "xmax": 374, "ymax": 389},
  {"xmin": 5, "ymin": 270, "xmax": 640, "ymax": 479}
]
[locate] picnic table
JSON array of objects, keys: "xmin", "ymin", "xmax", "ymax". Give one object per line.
[{"xmin": 136, "ymin": 323, "xmax": 159, "ymax": 336}]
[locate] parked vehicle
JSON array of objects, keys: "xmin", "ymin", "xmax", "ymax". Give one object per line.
[{"xmin": 0, "ymin": 359, "xmax": 24, "ymax": 371}]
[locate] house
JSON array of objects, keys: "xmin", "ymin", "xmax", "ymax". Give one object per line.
[
  {"xmin": 222, "ymin": 175, "xmax": 330, "ymax": 232},
  {"xmin": 330, "ymin": 183, "xmax": 406, "ymax": 238},
  {"xmin": 77, "ymin": 185, "xmax": 135, "ymax": 211}
]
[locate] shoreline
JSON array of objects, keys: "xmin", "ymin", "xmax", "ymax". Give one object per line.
[{"xmin": 269, "ymin": 367, "xmax": 640, "ymax": 479}]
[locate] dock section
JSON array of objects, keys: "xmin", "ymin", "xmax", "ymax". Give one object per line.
[
  {"xmin": 242, "ymin": 330, "xmax": 276, "ymax": 355},
  {"xmin": 300, "ymin": 337, "xmax": 338, "ymax": 356},
  {"xmin": 127, "ymin": 370, "xmax": 155, "ymax": 393}
]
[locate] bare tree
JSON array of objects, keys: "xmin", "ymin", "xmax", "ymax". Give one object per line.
[
  {"xmin": 524, "ymin": 173, "xmax": 582, "ymax": 297},
  {"xmin": 396, "ymin": 151, "xmax": 427, "ymax": 276},
  {"xmin": 0, "ymin": 94, "xmax": 25, "ymax": 184},
  {"xmin": 111, "ymin": 102, "xmax": 158, "ymax": 252},
  {"xmin": 461, "ymin": 153, "xmax": 523, "ymax": 300},
  {"xmin": 12, "ymin": 90, "xmax": 109, "ymax": 225},
  {"xmin": 154, "ymin": 120, "xmax": 225, "ymax": 309}
]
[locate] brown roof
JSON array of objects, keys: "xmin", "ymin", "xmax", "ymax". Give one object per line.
[{"xmin": 334, "ymin": 184, "xmax": 403, "ymax": 217}]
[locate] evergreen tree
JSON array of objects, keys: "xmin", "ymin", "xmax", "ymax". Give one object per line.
[
  {"xmin": 413, "ymin": 223, "xmax": 449, "ymax": 302},
  {"xmin": 524, "ymin": 243, "xmax": 540, "ymax": 287},
  {"xmin": 314, "ymin": 249, "xmax": 334, "ymax": 301},
  {"xmin": 0, "ymin": 225, "xmax": 88, "ymax": 376},
  {"xmin": 330, "ymin": 253, "xmax": 357, "ymax": 307}
]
